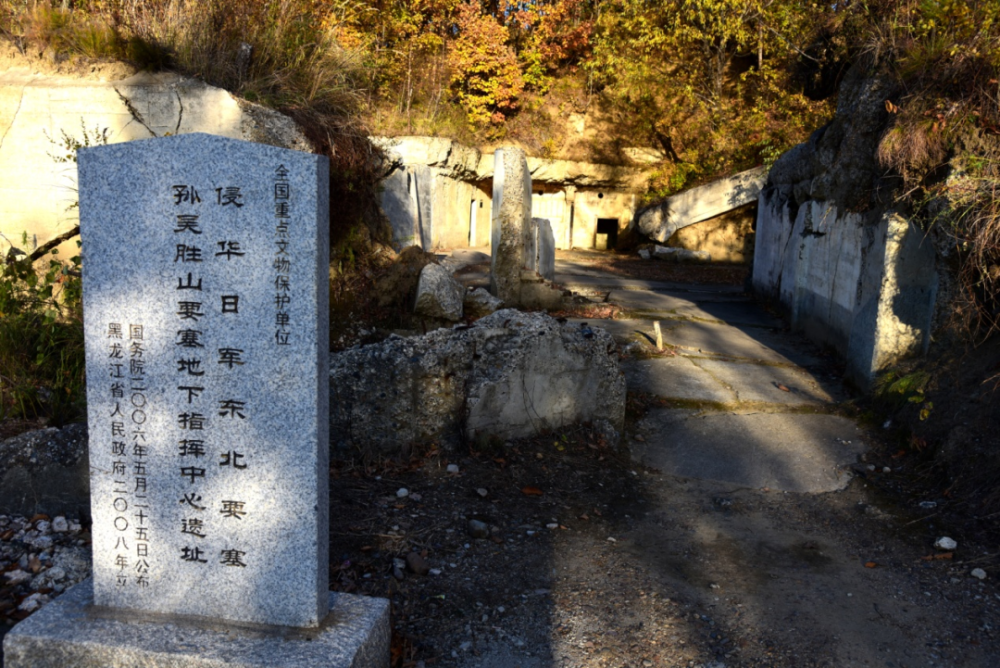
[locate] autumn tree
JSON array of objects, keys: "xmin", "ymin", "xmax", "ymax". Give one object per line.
[
  {"xmin": 448, "ymin": 2, "xmax": 524, "ymax": 129},
  {"xmin": 586, "ymin": 0, "xmax": 834, "ymax": 191}
]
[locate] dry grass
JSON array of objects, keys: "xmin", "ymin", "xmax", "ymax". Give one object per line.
[
  {"xmin": 859, "ymin": 1, "xmax": 1000, "ymax": 178},
  {"xmin": 843, "ymin": 1, "xmax": 1000, "ymax": 340},
  {"xmin": 935, "ymin": 171, "xmax": 1000, "ymax": 339}
]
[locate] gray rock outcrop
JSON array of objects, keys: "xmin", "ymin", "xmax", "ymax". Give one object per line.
[{"xmin": 329, "ymin": 310, "xmax": 626, "ymax": 456}]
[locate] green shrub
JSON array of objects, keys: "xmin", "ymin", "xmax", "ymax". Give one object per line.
[{"xmin": 0, "ymin": 237, "xmax": 85, "ymax": 425}]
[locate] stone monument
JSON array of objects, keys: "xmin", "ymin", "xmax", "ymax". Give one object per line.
[
  {"xmin": 3, "ymin": 134, "xmax": 389, "ymax": 667},
  {"xmin": 489, "ymin": 147, "xmax": 532, "ymax": 304}
]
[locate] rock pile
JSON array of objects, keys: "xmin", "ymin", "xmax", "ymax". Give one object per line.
[{"xmin": 0, "ymin": 513, "xmax": 90, "ymax": 624}]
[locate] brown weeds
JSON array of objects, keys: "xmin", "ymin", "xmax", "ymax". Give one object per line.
[{"xmin": 946, "ymin": 174, "xmax": 1000, "ymax": 339}]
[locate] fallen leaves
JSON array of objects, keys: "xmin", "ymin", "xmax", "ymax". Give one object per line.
[
  {"xmin": 921, "ymin": 552, "xmax": 954, "ymax": 561},
  {"xmin": 521, "ymin": 486, "xmax": 544, "ymax": 496}
]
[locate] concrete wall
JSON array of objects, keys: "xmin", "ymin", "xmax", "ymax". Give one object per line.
[
  {"xmin": 753, "ymin": 190, "xmax": 938, "ymax": 386},
  {"xmin": 667, "ymin": 205, "xmax": 755, "ymax": 263},
  {"xmin": 0, "ymin": 66, "xmax": 309, "ymax": 260},
  {"xmin": 378, "ymin": 163, "xmax": 638, "ymax": 252},
  {"xmin": 531, "ymin": 190, "xmax": 568, "ymax": 249},
  {"xmin": 572, "ymin": 190, "xmax": 635, "ymax": 249}
]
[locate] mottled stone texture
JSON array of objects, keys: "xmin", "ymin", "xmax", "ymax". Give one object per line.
[
  {"xmin": 463, "ymin": 287, "xmax": 503, "ymax": 318},
  {"xmin": 330, "ymin": 310, "xmax": 625, "ymax": 456},
  {"xmin": 77, "ymin": 134, "xmax": 330, "ymax": 627},
  {"xmin": 489, "ymin": 148, "xmax": 532, "ymax": 304},
  {"xmin": 534, "ymin": 218, "xmax": 555, "ymax": 281},
  {"xmin": 2, "ymin": 579, "xmax": 390, "ymax": 668},
  {"xmin": 414, "ymin": 263, "xmax": 465, "ymax": 321}
]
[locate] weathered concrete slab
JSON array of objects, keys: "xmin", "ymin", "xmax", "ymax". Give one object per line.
[
  {"xmin": 2, "ymin": 579, "xmax": 390, "ymax": 668},
  {"xmin": 575, "ymin": 318, "xmax": 823, "ymax": 367},
  {"xmin": 607, "ymin": 290, "xmax": 701, "ymax": 314},
  {"xmin": 623, "ymin": 358, "xmax": 736, "ymax": 404},
  {"xmin": 554, "ymin": 273, "xmax": 745, "ymax": 294},
  {"xmin": 637, "ymin": 166, "xmax": 766, "ymax": 243},
  {"xmin": 381, "ymin": 167, "xmax": 418, "ymax": 249},
  {"xmin": 632, "ymin": 410, "xmax": 864, "ymax": 492},
  {"xmin": 688, "ymin": 359, "xmax": 842, "ymax": 406},
  {"xmin": 535, "ymin": 218, "xmax": 555, "ymax": 281},
  {"xmin": 661, "ymin": 320, "xmax": 824, "ymax": 367},
  {"xmin": 607, "ymin": 291, "xmax": 784, "ymax": 328},
  {"xmin": 685, "ymin": 301, "xmax": 785, "ymax": 328}
]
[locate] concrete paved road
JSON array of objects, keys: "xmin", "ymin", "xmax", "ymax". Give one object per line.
[{"xmin": 584, "ymin": 276, "xmax": 863, "ymax": 493}]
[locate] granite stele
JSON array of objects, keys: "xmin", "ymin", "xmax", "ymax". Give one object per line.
[{"xmin": 3, "ymin": 133, "xmax": 389, "ymax": 668}]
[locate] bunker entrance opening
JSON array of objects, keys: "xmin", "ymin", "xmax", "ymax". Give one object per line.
[{"xmin": 596, "ymin": 218, "xmax": 618, "ymax": 250}]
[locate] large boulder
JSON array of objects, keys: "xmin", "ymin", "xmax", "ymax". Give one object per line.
[
  {"xmin": 373, "ymin": 246, "xmax": 435, "ymax": 308},
  {"xmin": 329, "ymin": 310, "xmax": 626, "ymax": 456},
  {"xmin": 414, "ymin": 263, "xmax": 465, "ymax": 320}
]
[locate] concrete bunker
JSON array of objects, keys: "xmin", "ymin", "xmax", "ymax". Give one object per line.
[{"xmin": 375, "ymin": 136, "xmax": 641, "ymax": 253}]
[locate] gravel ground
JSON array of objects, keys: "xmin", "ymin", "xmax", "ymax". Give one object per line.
[{"xmin": 0, "ymin": 511, "xmax": 91, "ymax": 662}]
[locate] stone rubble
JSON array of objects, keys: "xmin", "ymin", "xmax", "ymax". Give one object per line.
[
  {"xmin": 935, "ymin": 536, "xmax": 958, "ymax": 551},
  {"xmin": 0, "ymin": 513, "xmax": 91, "ymax": 625},
  {"xmin": 653, "ymin": 245, "xmax": 711, "ymax": 263}
]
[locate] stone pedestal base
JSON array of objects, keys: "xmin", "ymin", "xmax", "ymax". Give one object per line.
[{"xmin": 2, "ymin": 579, "xmax": 390, "ymax": 668}]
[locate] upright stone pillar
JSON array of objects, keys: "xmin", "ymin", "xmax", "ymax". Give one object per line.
[
  {"xmin": 562, "ymin": 186, "xmax": 577, "ymax": 250},
  {"xmin": 489, "ymin": 147, "xmax": 532, "ymax": 304},
  {"xmin": 534, "ymin": 218, "xmax": 555, "ymax": 281}
]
